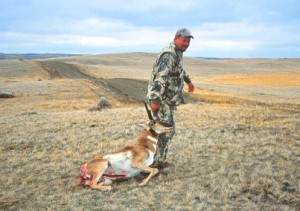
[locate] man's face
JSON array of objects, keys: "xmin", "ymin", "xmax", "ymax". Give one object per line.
[{"xmin": 174, "ymin": 36, "xmax": 191, "ymax": 52}]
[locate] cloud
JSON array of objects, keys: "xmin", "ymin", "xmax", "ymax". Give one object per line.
[
  {"xmin": 2, "ymin": 16, "xmax": 299, "ymax": 57},
  {"xmin": 0, "ymin": 20, "xmax": 173, "ymax": 54},
  {"xmin": 1, "ymin": 0, "xmax": 300, "ymax": 57},
  {"xmin": 188, "ymin": 20, "xmax": 300, "ymax": 57}
]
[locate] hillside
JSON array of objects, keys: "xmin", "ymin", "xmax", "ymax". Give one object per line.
[{"xmin": 0, "ymin": 53, "xmax": 299, "ymax": 210}]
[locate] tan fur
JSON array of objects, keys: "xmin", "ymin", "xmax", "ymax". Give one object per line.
[{"xmin": 80, "ymin": 122, "xmax": 172, "ymax": 191}]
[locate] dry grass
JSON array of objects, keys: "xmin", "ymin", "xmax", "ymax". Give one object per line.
[
  {"xmin": 188, "ymin": 89, "xmax": 251, "ymax": 105},
  {"xmin": 1, "ymin": 55, "xmax": 300, "ymax": 210},
  {"xmin": 1, "ymin": 104, "xmax": 299, "ymax": 210},
  {"xmin": 212, "ymin": 72, "xmax": 300, "ymax": 86}
]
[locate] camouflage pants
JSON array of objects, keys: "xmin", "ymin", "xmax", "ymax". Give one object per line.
[{"xmin": 152, "ymin": 103, "xmax": 176, "ymax": 165}]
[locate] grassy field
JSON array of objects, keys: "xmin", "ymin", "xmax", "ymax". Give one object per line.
[{"xmin": 0, "ymin": 54, "xmax": 299, "ymax": 210}]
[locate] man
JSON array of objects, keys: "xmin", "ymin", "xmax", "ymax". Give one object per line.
[{"xmin": 147, "ymin": 28, "xmax": 195, "ymax": 168}]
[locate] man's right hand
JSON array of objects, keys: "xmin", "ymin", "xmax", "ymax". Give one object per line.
[{"xmin": 150, "ymin": 101, "xmax": 160, "ymax": 112}]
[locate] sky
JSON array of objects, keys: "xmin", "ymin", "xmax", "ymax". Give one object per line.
[{"xmin": 0, "ymin": 0, "xmax": 300, "ymax": 58}]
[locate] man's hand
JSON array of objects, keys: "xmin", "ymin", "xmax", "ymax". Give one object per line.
[
  {"xmin": 150, "ymin": 101, "xmax": 160, "ymax": 112},
  {"xmin": 187, "ymin": 82, "xmax": 195, "ymax": 93}
]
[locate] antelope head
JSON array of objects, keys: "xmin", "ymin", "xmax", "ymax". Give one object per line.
[{"xmin": 142, "ymin": 101, "xmax": 173, "ymax": 134}]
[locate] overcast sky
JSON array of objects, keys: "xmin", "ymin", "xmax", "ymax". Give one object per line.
[{"xmin": 1, "ymin": 0, "xmax": 299, "ymax": 58}]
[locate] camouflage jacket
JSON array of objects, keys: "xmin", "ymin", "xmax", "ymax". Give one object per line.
[{"xmin": 147, "ymin": 41, "xmax": 192, "ymax": 106}]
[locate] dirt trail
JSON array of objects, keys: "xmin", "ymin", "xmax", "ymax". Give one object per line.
[{"xmin": 39, "ymin": 61, "xmax": 148, "ymax": 102}]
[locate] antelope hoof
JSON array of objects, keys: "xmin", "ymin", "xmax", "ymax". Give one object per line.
[{"xmin": 103, "ymin": 186, "xmax": 112, "ymax": 191}]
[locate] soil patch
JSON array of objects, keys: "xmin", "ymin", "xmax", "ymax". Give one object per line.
[{"xmin": 40, "ymin": 61, "xmax": 148, "ymax": 102}]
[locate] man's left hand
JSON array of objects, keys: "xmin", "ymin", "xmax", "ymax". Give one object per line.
[{"xmin": 187, "ymin": 82, "xmax": 195, "ymax": 92}]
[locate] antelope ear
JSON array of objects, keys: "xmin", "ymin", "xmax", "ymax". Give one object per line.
[
  {"xmin": 138, "ymin": 122, "xmax": 148, "ymax": 128},
  {"xmin": 153, "ymin": 122, "xmax": 173, "ymax": 134},
  {"xmin": 164, "ymin": 126, "xmax": 173, "ymax": 133}
]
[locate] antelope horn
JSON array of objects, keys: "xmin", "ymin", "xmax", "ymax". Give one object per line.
[{"xmin": 143, "ymin": 101, "xmax": 154, "ymax": 121}]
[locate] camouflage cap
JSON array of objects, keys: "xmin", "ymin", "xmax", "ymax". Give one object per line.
[{"xmin": 175, "ymin": 28, "xmax": 194, "ymax": 39}]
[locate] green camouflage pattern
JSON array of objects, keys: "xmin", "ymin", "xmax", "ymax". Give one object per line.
[
  {"xmin": 151, "ymin": 103, "xmax": 175, "ymax": 164},
  {"xmin": 147, "ymin": 41, "xmax": 192, "ymax": 164},
  {"xmin": 147, "ymin": 41, "xmax": 191, "ymax": 107}
]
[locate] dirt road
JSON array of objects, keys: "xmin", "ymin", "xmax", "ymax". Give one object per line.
[{"xmin": 40, "ymin": 61, "xmax": 148, "ymax": 102}]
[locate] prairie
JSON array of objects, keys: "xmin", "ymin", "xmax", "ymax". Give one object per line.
[{"xmin": 0, "ymin": 53, "xmax": 299, "ymax": 210}]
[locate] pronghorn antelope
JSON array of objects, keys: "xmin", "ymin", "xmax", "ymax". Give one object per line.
[{"xmin": 76, "ymin": 102, "xmax": 173, "ymax": 191}]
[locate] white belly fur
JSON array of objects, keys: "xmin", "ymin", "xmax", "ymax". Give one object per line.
[{"xmin": 103, "ymin": 149, "xmax": 155, "ymax": 177}]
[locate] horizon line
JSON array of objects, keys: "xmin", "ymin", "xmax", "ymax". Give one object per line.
[{"xmin": 0, "ymin": 52, "xmax": 298, "ymax": 60}]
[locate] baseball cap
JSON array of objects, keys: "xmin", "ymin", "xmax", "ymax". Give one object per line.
[{"xmin": 175, "ymin": 28, "xmax": 194, "ymax": 39}]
